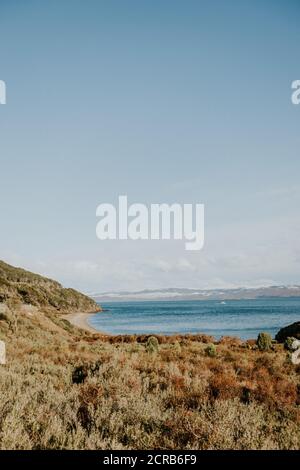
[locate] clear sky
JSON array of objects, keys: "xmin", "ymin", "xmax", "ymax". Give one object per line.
[{"xmin": 0, "ymin": 0, "xmax": 300, "ymax": 292}]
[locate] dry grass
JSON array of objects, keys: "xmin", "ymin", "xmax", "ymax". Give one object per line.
[{"xmin": 0, "ymin": 305, "xmax": 299, "ymax": 450}]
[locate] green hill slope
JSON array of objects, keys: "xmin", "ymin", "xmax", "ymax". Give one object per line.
[{"xmin": 0, "ymin": 260, "xmax": 100, "ymax": 313}]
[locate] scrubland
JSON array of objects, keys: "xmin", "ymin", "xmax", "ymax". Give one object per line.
[{"xmin": 0, "ymin": 304, "xmax": 299, "ymax": 450}]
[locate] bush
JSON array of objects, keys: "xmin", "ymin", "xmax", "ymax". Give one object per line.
[
  {"xmin": 172, "ymin": 341, "xmax": 181, "ymax": 352},
  {"xmin": 0, "ymin": 312, "xmax": 9, "ymax": 322},
  {"xmin": 205, "ymin": 343, "xmax": 217, "ymax": 357},
  {"xmin": 257, "ymin": 332, "xmax": 272, "ymax": 351},
  {"xmin": 71, "ymin": 361, "xmax": 102, "ymax": 384},
  {"xmin": 146, "ymin": 336, "xmax": 159, "ymax": 353},
  {"xmin": 72, "ymin": 365, "xmax": 89, "ymax": 384}
]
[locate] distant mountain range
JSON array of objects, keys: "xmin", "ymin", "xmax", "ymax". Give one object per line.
[{"xmin": 90, "ymin": 285, "xmax": 300, "ymax": 302}]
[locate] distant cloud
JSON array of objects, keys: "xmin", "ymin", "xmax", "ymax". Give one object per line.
[{"xmin": 255, "ymin": 185, "xmax": 300, "ymax": 199}]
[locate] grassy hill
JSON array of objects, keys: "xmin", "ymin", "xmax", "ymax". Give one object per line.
[{"xmin": 0, "ymin": 260, "xmax": 100, "ymax": 313}]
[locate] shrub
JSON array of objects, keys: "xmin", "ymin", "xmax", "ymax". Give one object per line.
[
  {"xmin": 219, "ymin": 336, "xmax": 242, "ymax": 347},
  {"xmin": 205, "ymin": 343, "xmax": 217, "ymax": 357},
  {"xmin": 172, "ymin": 341, "xmax": 181, "ymax": 352},
  {"xmin": 257, "ymin": 332, "xmax": 272, "ymax": 351},
  {"xmin": 0, "ymin": 312, "xmax": 9, "ymax": 322},
  {"xmin": 72, "ymin": 365, "xmax": 89, "ymax": 384},
  {"xmin": 209, "ymin": 370, "xmax": 240, "ymax": 400},
  {"xmin": 246, "ymin": 339, "xmax": 257, "ymax": 348},
  {"xmin": 146, "ymin": 336, "xmax": 159, "ymax": 353}
]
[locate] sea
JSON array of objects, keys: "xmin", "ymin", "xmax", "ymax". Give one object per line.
[{"xmin": 88, "ymin": 297, "xmax": 300, "ymax": 340}]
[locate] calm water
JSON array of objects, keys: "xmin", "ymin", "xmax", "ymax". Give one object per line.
[{"xmin": 89, "ymin": 298, "xmax": 300, "ymax": 340}]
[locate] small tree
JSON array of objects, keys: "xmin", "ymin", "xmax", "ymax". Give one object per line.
[
  {"xmin": 257, "ymin": 332, "xmax": 272, "ymax": 351},
  {"xmin": 205, "ymin": 343, "xmax": 217, "ymax": 357},
  {"xmin": 146, "ymin": 336, "xmax": 159, "ymax": 353}
]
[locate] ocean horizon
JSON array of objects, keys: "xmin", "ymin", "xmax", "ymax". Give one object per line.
[{"xmin": 88, "ymin": 297, "xmax": 300, "ymax": 340}]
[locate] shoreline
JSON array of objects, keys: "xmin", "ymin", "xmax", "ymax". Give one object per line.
[{"xmin": 62, "ymin": 312, "xmax": 108, "ymax": 335}]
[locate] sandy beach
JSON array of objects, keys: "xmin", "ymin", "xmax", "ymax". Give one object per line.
[{"xmin": 62, "ymin": 312, "xmax": 107, "ymax": 335}]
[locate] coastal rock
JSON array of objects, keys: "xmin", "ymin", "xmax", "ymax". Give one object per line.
[
  {"xmin": 284, "ymin": 337, "xmax": 300, "ymax": 351},
  {"xmin": 0, "ymin": 340, "xmax": 5, "ymax": 365},
  {"xmin": 290, "ymin": 339, "xmax": 300, "ymax": 351},
  {"xmin": 291, "ymin": 348, "xmax": 300, "ymax": 365},
  {"xmin": 275, "ymin": 322, "xmax": 300, "ymax": 342}
]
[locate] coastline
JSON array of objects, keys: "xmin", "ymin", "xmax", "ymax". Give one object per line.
[{"xmin": 62, "ymin": 312, "xmax": 108, "ymax": 335}]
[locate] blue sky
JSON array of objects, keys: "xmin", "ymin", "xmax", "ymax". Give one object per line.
[{"xmin": 0, "ymin": 0, "xmax": 300, "ymax": 292}]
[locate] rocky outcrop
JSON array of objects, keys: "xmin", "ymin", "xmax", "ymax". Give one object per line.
[
  {"xmin": 287, "ymin": 338, "xmax": 300, "ymax": 351},
  {"xmin": 283, "ymin": 337, "xmax": 300, "ymax": 365},
  {"xmin": 291, "ymin": 348, "xmax": 300, "ymax": 365},
  {"xmin": 0, "ymin": 340, "xmax": 5, "ymax": 365},
  {"xmin": 275, "ymin": 322, "xmax": 300, "ymax": 342}
]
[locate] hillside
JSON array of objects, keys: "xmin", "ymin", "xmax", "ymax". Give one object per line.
[
  {"xmin": 0, "ymin": 296, "xmax": 299, "ymax": 449},
  {"xmin": 0, "ymin": 260, "xmax": 100, "ymax": 313},
  {"xmin": 0, "ymin": 261, "xmax": 299, "ymax": 449}
]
